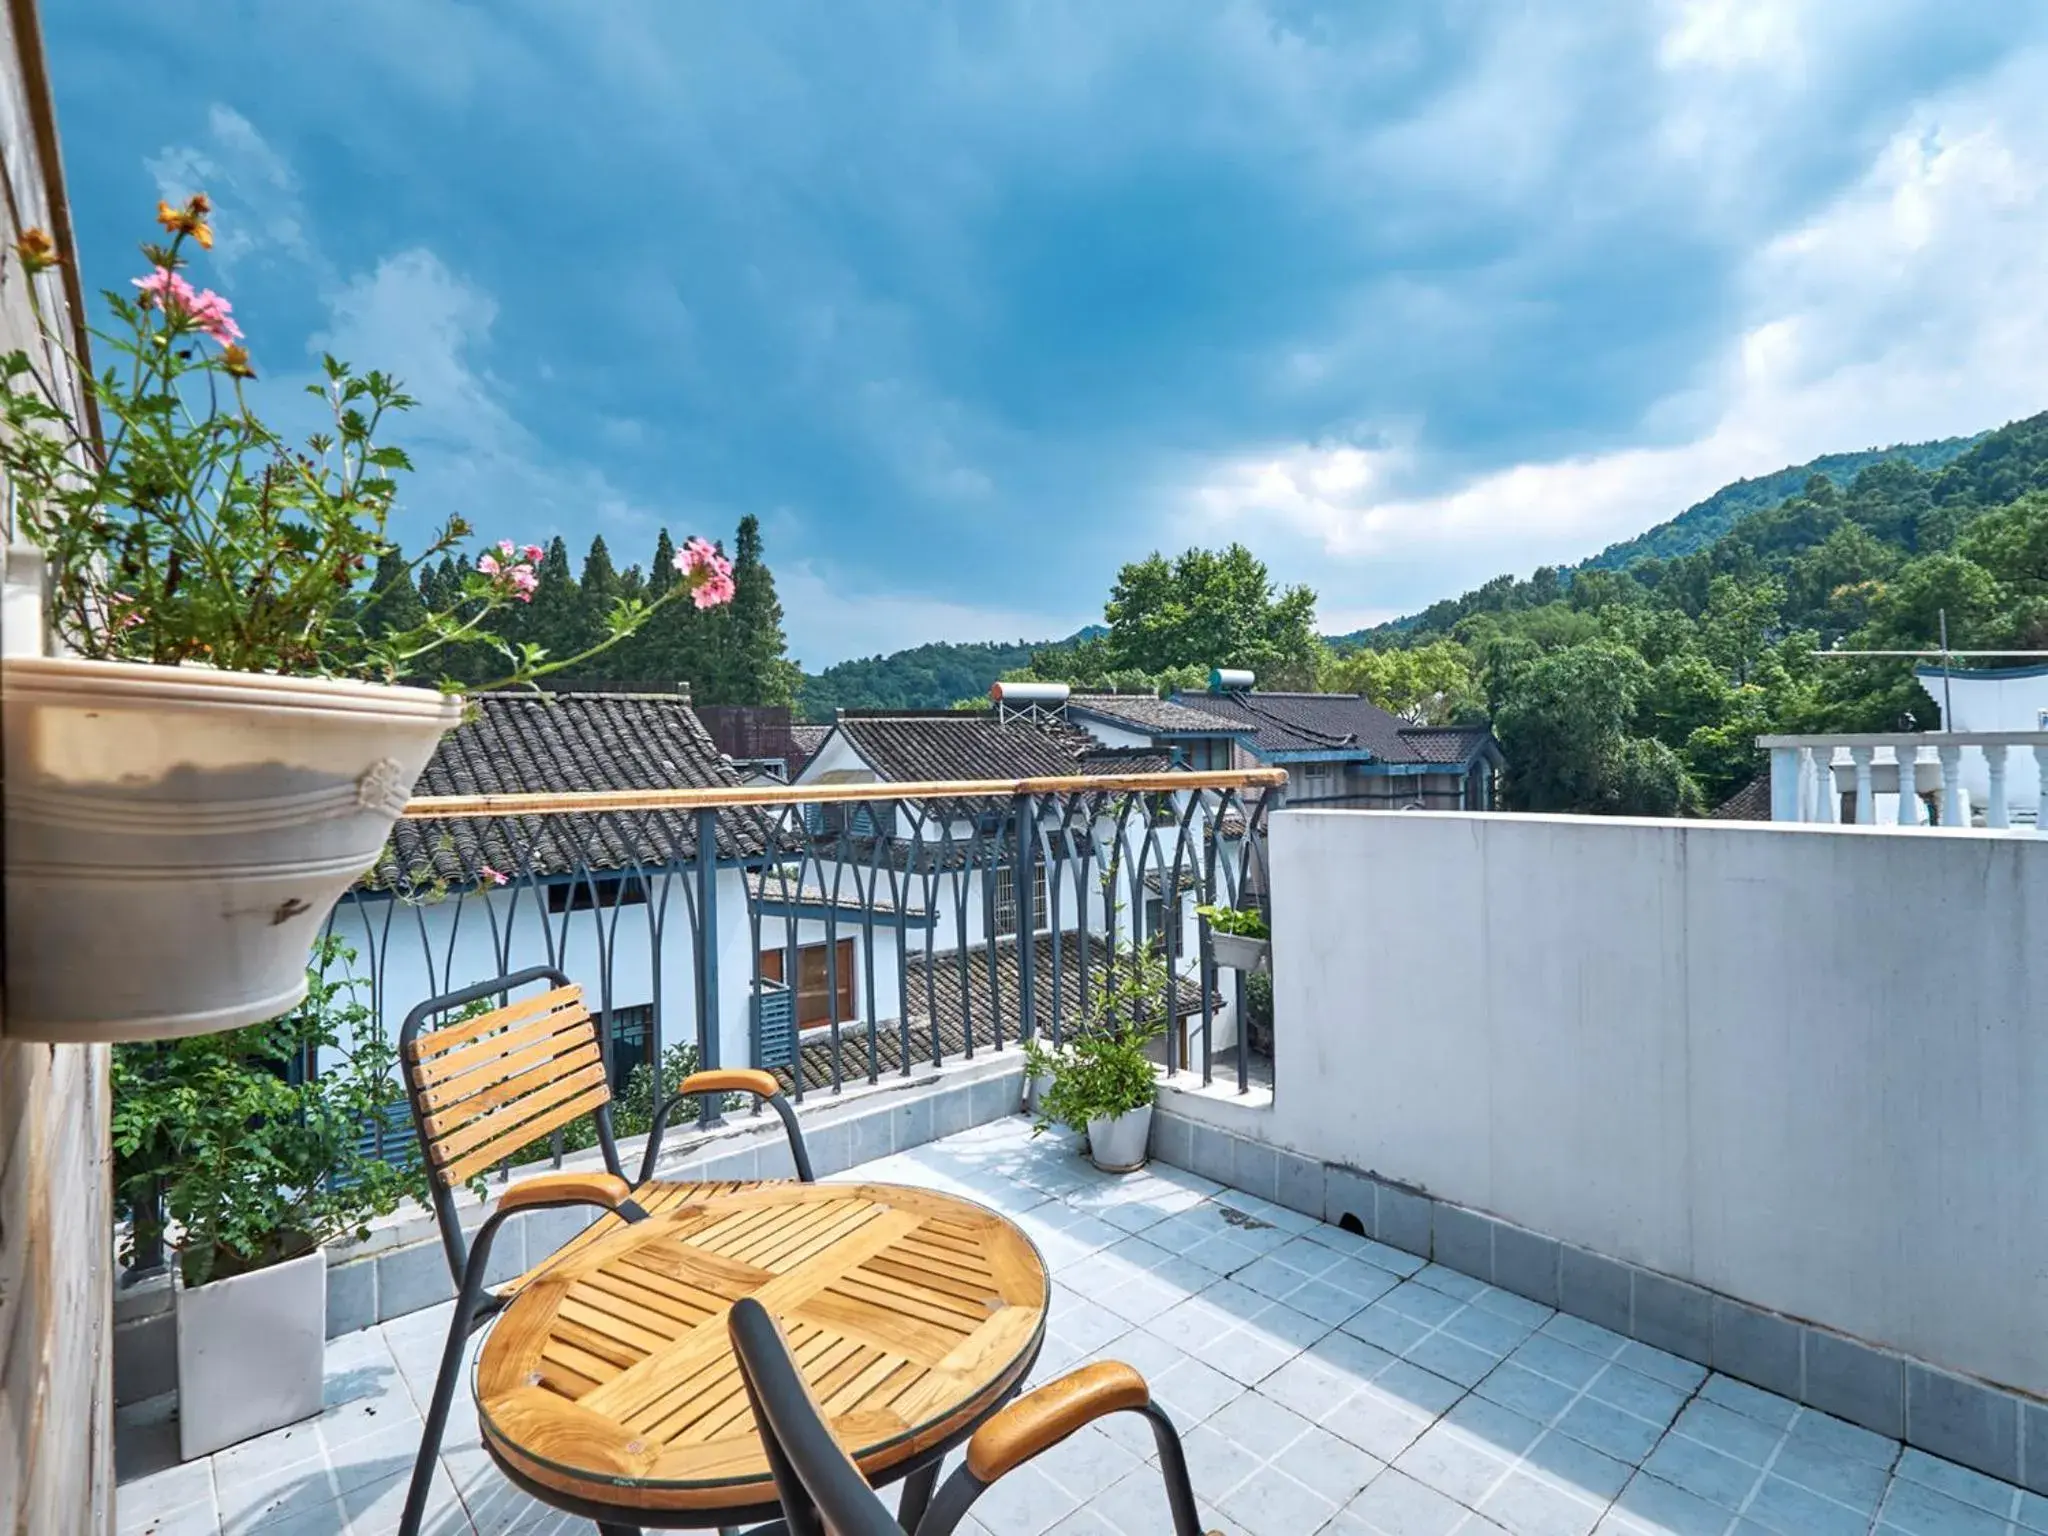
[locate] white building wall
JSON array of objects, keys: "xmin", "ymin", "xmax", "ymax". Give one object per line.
[
  {"xmin": 1267, "ymin": 808, "xmax": 2048, "ymax": 1397},
  {"xmin": 1919, "ymin": 668, "xmax": 2048, "ymax": 815},
  {"xmin": 330, "ymin": 866, "xmax": 760, "ymax": 1073}
]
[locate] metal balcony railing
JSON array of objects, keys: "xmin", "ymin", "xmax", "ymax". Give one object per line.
[{"xmin": 329, "ymin": 767, "xmax": 1279, "ymax": 1141}]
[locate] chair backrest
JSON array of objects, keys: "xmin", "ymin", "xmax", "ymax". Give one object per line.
[
  {"xmin": 727, "ymin": 1297, "xmax": 903, "ymax": 1536},
  {"xmin": 400, "ymin": 967, "xmax": 623, "ymax": 1281}
]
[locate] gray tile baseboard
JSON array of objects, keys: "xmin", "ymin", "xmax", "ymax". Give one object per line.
[{"xmin": 1146, "ymin": 1107, "xmax": 2047, "ymax": 1496}]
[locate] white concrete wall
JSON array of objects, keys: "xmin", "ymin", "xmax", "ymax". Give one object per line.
[{"xmin": 1268, "ymin": 808, "xmax": 2048, "ymax": 1397}]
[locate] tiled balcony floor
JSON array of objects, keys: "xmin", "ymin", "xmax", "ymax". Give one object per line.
[{"xmin": 119, "ymin": 1116, "xmax": 2047, "ymax": 1536}]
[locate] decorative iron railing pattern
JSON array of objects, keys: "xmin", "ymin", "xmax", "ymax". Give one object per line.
[{"xmin": 326, "ymin": 770, "xmax": 1281, "ymax": 1137}]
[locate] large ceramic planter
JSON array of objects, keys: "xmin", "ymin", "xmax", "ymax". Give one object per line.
[
  {"xmin": 1085, "ymin": 1103, "xmax": 1154, "ymax": 1174},
  {"xmin": 175, "ymin": 1246, "xmax": 327, "ymax": 1460},
  {"xmin": 1209, "ymin": 931, "xmax": 1270, "ymax": 973},
  {"xmin": 2, "ymin": 657, "xmax": 463, "ymax": 1041}
]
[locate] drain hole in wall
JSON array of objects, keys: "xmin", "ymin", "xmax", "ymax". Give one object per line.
[{"xmin": 1337, "ymin": 1213, "xmax": 1366, "ymax": 1237}]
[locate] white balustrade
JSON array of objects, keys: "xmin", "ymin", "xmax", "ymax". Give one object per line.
[{"xmin": 1755, "ymin": 731, "xmax": 2048, "ymax": 832}]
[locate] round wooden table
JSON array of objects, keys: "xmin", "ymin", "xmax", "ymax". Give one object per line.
[{"xmin": 472, "ymin": 1181, "xmax": 1050, "ymax": 1530}]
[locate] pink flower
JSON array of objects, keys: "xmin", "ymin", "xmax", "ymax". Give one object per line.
[
  {"xmin": 479, "ymin": 864, "xmax": 509, "ymax": 887},
  {"xmin": 508, "ymin": 566, "xmax": 538, "ymax": 601},
  {"xmin": 691, "ymin": 570, "xmax": 737, "ymax": 610},
  {"xmin": 132, "ymin": 267, "xmax": 197, "ymax": 314},
  {"xmin": 476, "ymin": 552, "xmax": 502, "ymax": 577},
  {"xmin": 522, "ymin": 544, "xmax": 543, "ymax": 563},
  {"xmin": 130, "ymin": 269, "xmax": 240, "ymax": 346},
  {"xmin": 673, "ymin": 534, "xmax": 735, "ymax": 609},
  {"xmin": 675, "ymin": 536, "xmax": 719, "ymax": 575},
  {"xmin": 497, "ymin": 539, "xmax": 516, "ymax": 559},
  {"xmin": 184, "ymin": 288, "xmax": 241, "ymax": 346}
]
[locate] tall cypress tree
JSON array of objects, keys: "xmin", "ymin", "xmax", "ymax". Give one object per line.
[
  {"xmin": 361, "ymin": 546, "xmax": 429, "ymax": 641},
  {"xmin": 723, "ymin": 515, "xmax": 800, "ymax": 706},
  {"xmin": 578, "ymin": 535, "xmax": 621, "ymax": 661},
  {"xmin": 526, "ymin": 535, "xmax": 581, "ymax": 666}
]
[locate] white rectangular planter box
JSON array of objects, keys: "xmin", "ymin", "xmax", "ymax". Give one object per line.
[{"xmin": 176, "ymin": 1247, "xmax": 327, "ymax": 1460}]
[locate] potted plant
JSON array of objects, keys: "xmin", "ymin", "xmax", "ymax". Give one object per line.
[
  {"xmin": 1023, "ymin": 946, "xmax": 1173, "ymax": 1172},
  {"xmin": 1197, "ymin": 902, "xmax": 1270, "ymax": 972},
  {"xmin": 0, "ymin": 199, "xmax": 736, "ymax": 1041},
  {"xmin": 112, "ymin": 940, "xmax": 415, "ymax": 1458}
]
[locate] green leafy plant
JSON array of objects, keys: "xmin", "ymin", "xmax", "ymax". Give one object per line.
[
  {"xmin": 1196, "ymin": 903, "xmax": 1268, "ymax": 940},
  {"xmin": 111, "ymin": 939, "xmax": 417, "ymax": 1287},
  {"xmin": 1023, "ymin": 945, "xmax": 1174, "ymax": 1138},
  {"xmin": 2, "ymin": 199, "xmax": 732, "ymax": 685}
]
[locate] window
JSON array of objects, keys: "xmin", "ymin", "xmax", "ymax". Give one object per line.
[
  {"xmin": 600, "ymin": 1003, "xmax": 653, "ymax": 1088},
  {"xmin": 992, "ymin": 862, "xmax": 1049, "ymax": 937},
  {"xmin": 547, "ymin": 874, "xmax": 647, "ymax": 914},
  {"xmin": 1297, "ymin": 762, "xmax": 1334, "ymax": 797},
  {"xmin": 760, "ymin": 940, "xmax": 857, "ymax": 1030}
]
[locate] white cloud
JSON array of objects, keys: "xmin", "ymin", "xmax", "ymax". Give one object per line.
[
  {"xmin": 1192, "ymin": 43, "xmax": 2048, "ymax": 597},
  {"xmin": 1659, "ymin": 0, "xmax": 1807, "ymax": 74},
  {"xmin": 308, "ymin": 248, "xmax": 665, "ymax": 551},
  {"xmin": 146, "ymin": 106, "xmax": 309, "ymax": 271}
]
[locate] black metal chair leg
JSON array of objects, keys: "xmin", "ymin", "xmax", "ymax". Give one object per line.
[
  {"xmin": 397, "ymin": 1294, "xmax": 479, "ymax": 1536},
  {"xmin": 895, "ymin": 1461, "xmax": 940, "ymax": 1531},
  {"xmin": 595, "ymin": 1523, "xmax": 644, "ymax": 1535},
  {"xmin": 399, "ymin": 1222, "xmax": 510, "ymax": 1536}
]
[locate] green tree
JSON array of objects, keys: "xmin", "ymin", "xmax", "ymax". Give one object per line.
[
  {"xmin": 1322, "ymin": 640, "xmax": 1481, "ymax": 724},
  {"xmin": 1103, "ymin": 544, "xmax": 1320, "ymax": 688},
  {"xmin": 576, "ymin": 534, "xmax": 622, "ymax": 660},
  {"xmin": 1491, "ymin": 641, "xmax": 1699, "ymax": 815},
  {"xmin": 706, "ymin": 514, "xmax": 801, "ymax": 706},
  {"xmin": 359, "ymin": 545, "xmax": 428, "ymax": 646},
  {"xmin": 522, "ymin": 536, "xmax": 581, "ymax": 665}
]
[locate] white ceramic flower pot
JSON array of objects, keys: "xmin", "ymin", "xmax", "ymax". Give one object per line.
[
  {"xmin": 175, "ymin": 1245, "xmax": 327, "ymax": 1461},
  {"xmin": 1209, "ymin": 931, "xmax": 1270, "ymax": 972},
  {"xmin": 2, "ymin": 657, "xmax": 462, "ymax": 1041},
  {"xmin": 1086, "ymin": 1103, "xmax": 1154, "ymax": 1174}
]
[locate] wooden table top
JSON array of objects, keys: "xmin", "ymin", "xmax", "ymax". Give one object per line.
[{"xmin": 474, "ymin": 1181, "xmax": 1049, "ymax": 1516}]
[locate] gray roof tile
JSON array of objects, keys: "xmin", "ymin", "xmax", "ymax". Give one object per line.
[{"xmin": 373, "ymin": 693, "xmax": 773, "ymax": 888}]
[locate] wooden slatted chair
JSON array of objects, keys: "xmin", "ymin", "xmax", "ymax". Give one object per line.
[
  {"xmin": 394, "ymin": 965, "xmax": 814, "ymax": 1536},
  {"xmin": 728, "ymin": 1296, "xmax": 1222, "ymax": 1536}
]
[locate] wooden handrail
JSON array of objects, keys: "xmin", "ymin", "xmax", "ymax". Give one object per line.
[{"xmin": 401, "ymin": 767, "xmax": 1287, "ymax": 820}]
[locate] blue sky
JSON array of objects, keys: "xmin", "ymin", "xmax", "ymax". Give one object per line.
[{"xmin": 43, "ymin": 1, "xmax": 2048, "ymax": 665}]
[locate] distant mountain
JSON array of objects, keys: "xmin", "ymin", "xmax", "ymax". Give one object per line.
[
  {"xmin": 1577, "ymin": 435, "xmax": 1981, "ymax": 572},
  {"xmin": 1325, "ymin": 431, "xmax": 1986, "ymax": 647},
  {"xmin": 800, "ymin": 638, "xmax": 1052, "ymax": 719}
]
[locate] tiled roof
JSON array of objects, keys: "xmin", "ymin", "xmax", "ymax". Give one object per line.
[
  {"xmin": 775, "ymin": 934, "xmax": 1210, "ymax": 1092},
  {"xmin": 1394, "ymin": 726, "xmax": 1496, "ymax": 766},
  {"xmin": 371, "ymin": 693, "xmax": 773, "ymax": 889},
  {"xmin": 831, "ymin": 713, "xmax": 1091, "ymax": 783},
  {"xmin": 1711, "ymin": 775, "xmax": 1772, "ymax": 821},
  {"xmin": 1078, "ymin": 745, "xmax": 1177, "ymax": 775},
  {"xmin": 1066, "ymin": 694, "xmax": 1246, "ymax": 735},
  {"xmin": 788, "ymin": 724, "xmax": 831, "ymax": 773},
  {"xmin": 1170, "ymin": 691, "xmax": 1498, "ymax": 767}
]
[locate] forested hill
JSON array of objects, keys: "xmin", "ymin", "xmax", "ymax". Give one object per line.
[
  {"xmin": 1343, "ymin": 407, "xmax": 2048, "ymax": 817},
  {"xmin": 800, "ymin": 639, "xmax": 1049, "ymax": 718},
  {"xmin": 1578, "ymin": 434, "xmax": 1981, "ymax": 572}
]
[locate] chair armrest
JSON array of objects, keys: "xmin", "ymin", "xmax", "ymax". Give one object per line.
[
  {"xmin": 642, "ymin": 1067, "xmax": 814, "ymax": 1185},
  {"xmin": 495, "ymin": 1171, "xmax": 633, "ymax": 1216},
  {"xmin": 677, "ymin": 1068, "xmax": 783, "ymax": 1101},
  {"xmin": 965, "ymin": 1362, "xmax": 1149, "ymax": 1482}
]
